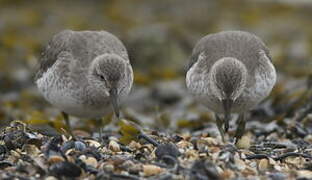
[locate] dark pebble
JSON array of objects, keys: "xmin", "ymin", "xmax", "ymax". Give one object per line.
[
  {"xmin": 74, "ymin": 141, "xmax": 87, "ymax": 151},
  {"xmin": 155, "ymin": 143, "xmax": 181, "ymax": 160},
  {"xmin": 172, "ymin": 135, "xmax": 183, "ymax": 143},
  {"xmin": 61, "ymin": 141, "xmax": 87, "ymax": 153},
  {"xmin": 60, "ymin": 140, "xmax": 75, "ymax": 153},
  {"xmin": 61, "ymin": 140, "xmax": 86, "ymax": 153},
  {"xmin": 82, "ymin": 147, "xmax": 102, "ymax": 160},
  {"xmin": 49, "ymin": 161, "xmax": 81, "ymax": 178},
  {"xmin": 190, "ymin": 160, "xmax": 220, "ymax": 180}
]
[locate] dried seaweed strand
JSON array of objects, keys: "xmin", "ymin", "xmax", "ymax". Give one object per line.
[
  {"xmin": 245, "ymin": 154, "xmax": 269, "ymax": 160},
  {"xmin": 273, "ymin": 152, "xmax": 312, "ymax": 161},
  {"xmin": 138, "ymin": 133, "xmax": 159, "ymax": 146},
  {"xmin": 246, "ymin": 152, "xmax": 312, "ymax": 161}
]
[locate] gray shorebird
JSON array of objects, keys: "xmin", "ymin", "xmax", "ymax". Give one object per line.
[
  {"xmin": 186, "ymin": 31, "xmax": 276, "ymax": 142},
  {"xmin": 35, "ymin": 30, "xmax": 133, "ymax": 133}
]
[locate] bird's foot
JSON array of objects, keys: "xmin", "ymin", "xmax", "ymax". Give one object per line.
[{"xmin": 62, "ymin": 112, "xmax": 76, "ymax": 140}]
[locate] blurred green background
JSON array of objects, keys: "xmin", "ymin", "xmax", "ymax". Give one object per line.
[{"xmin": 0, "ymin": 0, "xmax": 311, "ymax": 133}]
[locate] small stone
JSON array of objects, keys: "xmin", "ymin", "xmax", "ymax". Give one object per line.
[
  {"xmin": 60, "ymin": 141, "xmax": 75, "ymax": 153},
  {"xmin": 108, "ymin": 140, "xmax": 120, "ymax": 152},
  {"xmin": 85, "ymin": 140, "xmax": 101, "ymax": 148},
  {"xmin": 172, "ymin": 135, "xmax": 184, "ymax": 142},
  {"xmin": 128, "ymin": 141, "xmax": 141, "ymax": 150},
  {"xmin": 234, "ymin": 157, "xmax": 246, "ymax": 171},
  {"xmin": 202, "ymin": 137, "xmax": 219, "ymax": 146},
  {"xmin": 190, "ymin": 160, "xmax": 220, "ymax": 180},
  {"xmin": 305, "ymin": 134, "xmax": 312, "ymax": 143},
  {"xmin": 258, "ymin": 159, "xmax": 269, "ymax": 171},
  {"xmin": 196, "ymin": 139, "xmax": 209, "ymax": 152},
  {"xmin": 221, "ymin": 169, "xmax": 235, "ymax": 179},
  {"xmin": 80, "ymin": 155, "xmax": 98, "ymax": 168},
  {"xmin": 120, "ymin": 171, "xmax": 129, "ymax": 176},
  {"xmin": 143, "ymin": 164, "xmax": 165, "ymax": 176},
  {"xmin": 155, "ymin": 143, "xmax": 181, "ymax": 160},
  {"xmin": 74, "ymin": 141, "xmax": 86, "ymax": 151},
  {"xmin": 103, "ymin": 163, "xmax": 114, "ymax": 172},
  {"xmin": 176, "ymin": 140, "xmax": 192, "ymax": 149},
  {"xmin": 297, "ymin": 170, "xmax": 312, "ymax": 179},
  {"xmin": 49, "ymin": 161, "xmax": 81, "ymax": 178},
  {"xmin": 273, "ymin": 164, "xmax": 282, "ymax": 171},
  {"xmin": 23, "ymin": 144, "xmax": 40, "ymax": 157},
  {"xmin": 285, "ymin": 157, "xmax": 305, "ymax": 168},
  {"xmin": 10, "ymin": 150, "xmax": 21, "ymax": 159},
  {"xmin": 185, "ymin": 149, "xmax": 199, "ymax": 160},
  {"xmin": 45, "ymin": 176, "xmax": 58, "ymax": 180},
  {"xmin": 129, "ymin": 163, "xmax": 142, "ymax": 174},
  {"xmin": 48, "ymin": 155, "xmax": 65, "ymax": 164},
  {"xmin": 241, "ymin": 166, "xmax": 257, "ymax": 177},
  {"xmin": 86, "ymin": 157, "xmax": 98, "ymax": 168},
  {"xmin": 236, "ymin": 134, "xmax": 251, "ymax": 149}
]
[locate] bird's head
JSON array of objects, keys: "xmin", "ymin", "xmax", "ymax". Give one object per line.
[
  {"xmin": 210, "ymin": 57, "xmax": 247, "ymax": 115},
  {"xmin": 89, "ymin": 54, "xmax": 128, "ymax": 118}
]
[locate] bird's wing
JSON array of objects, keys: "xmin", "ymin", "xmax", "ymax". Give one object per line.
[
  {"xmin": 187, "ymin": 36, "xmax": 205, "ymax": 71},
  {"xmin": 35, "ymin": 30, "xmax": 73, "ymax": 81}
]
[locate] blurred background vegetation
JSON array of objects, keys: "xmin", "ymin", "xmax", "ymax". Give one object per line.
[{"xmin": 0, "ymin": 0, "xmax": 311, "ymax": 133}]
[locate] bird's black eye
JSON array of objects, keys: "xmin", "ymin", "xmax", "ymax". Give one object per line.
[{"xmin": 99, "ymin": 75, "xmax": 105, "ymax": 80}]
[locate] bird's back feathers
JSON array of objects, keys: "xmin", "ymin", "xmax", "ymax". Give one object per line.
[
  {"xmin": 188, "ymin": 31, "xmax": 271, "ymax": 77},
  {"xmin": 35, "ymin": 30, "xmax": 128, "ymax": 80}
]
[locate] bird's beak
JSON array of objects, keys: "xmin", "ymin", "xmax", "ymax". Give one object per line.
[
  {"xmin": 109, "ymin": 88, "xmax": 120, "ymax": 119},
  {"xmin": 222, "ymin": 98, "xmax": 233, "ymax": 132}
]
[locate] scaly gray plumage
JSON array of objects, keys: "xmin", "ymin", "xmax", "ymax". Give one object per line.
[
  {"xmin": 35, "ymin": 30, "xmax": 133, "ymax": 122},
  {"xmin": 186, "ymin": 31, "xmax": 276, "ymax": 142}
]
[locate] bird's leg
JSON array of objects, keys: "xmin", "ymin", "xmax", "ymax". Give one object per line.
[
  {"xmin": 62, "ymin": 112, "xmax": 75, "ymax": 139},
  {"xmin": 112, "ymin": 112, "xmax": 120, "ymax": 127},
  {"xmin": 215, "ymin": 114, "xmax": 225, "ymax": 142},
  {"xmin": 98, "ymin": 112, "xmax": 119, "ymax": 143},
  {"xmin": 96, "ymin": 118, "xmax": 104, "ymax": 143},
  {"xmin": 234, "ymin": 113, "xmax": 246, "ymax": 143}
]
